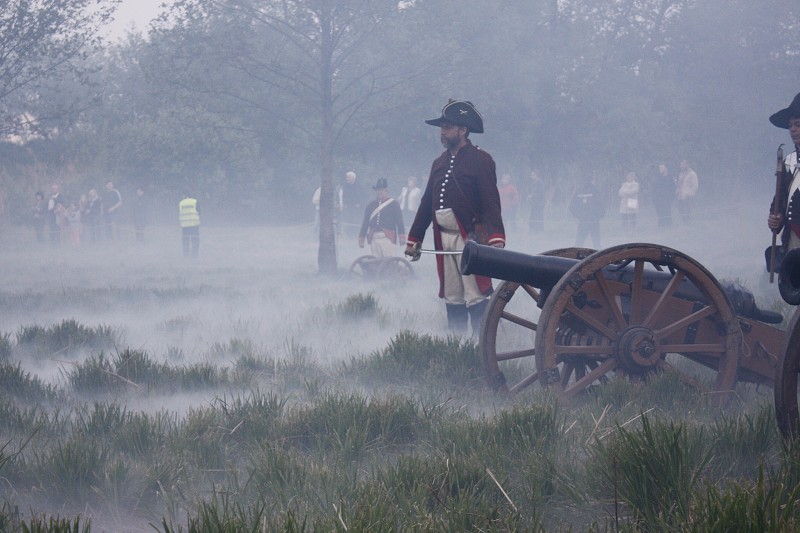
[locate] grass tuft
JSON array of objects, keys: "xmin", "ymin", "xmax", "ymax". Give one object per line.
[
  {"xmin": 15, "ymin": 319, "xmax": 119, "ymax": 359},
  {"xmin": 589, "ymin": 413, "xmax": 710, "ymax": 529},
  {"xmin": 345, "ymin": 330, "xmax": 483, "ymax": 387}
]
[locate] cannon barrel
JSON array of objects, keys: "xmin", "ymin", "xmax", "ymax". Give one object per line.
[
  {"xmin": 460, "ymin": 241, "xmax": 580, "ymax": 289},
  {"xmin": 460, "ymin": 241, "xmax": 693, "ymax": 296},
  {"xmin": 779, "ymin": 248, "xmax": 800, "ymax": 305},
  {"xmin": 461, "ymin": 242, "xmax": 783, "ymax": 324}
]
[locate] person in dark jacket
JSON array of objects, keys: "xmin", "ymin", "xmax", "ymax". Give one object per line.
[
  {"xmin": 358, "ymin": 178, "xmax": 405, "ymax": 257},
  {"xmin": 767, "ymin": 91, "xmax": 800, "ymax": 267},
  {"xmin": 570, "ymin": 176, "xmax": 605, "ymax": 249},
  {"xmin": 405, "ymin": 99, "xmax": 505, "ymax": 334}
]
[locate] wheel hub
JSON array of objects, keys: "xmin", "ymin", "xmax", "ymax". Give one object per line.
[{"xmin": 615, "ymin": 325, "xmax": 660, "ymax": 373}]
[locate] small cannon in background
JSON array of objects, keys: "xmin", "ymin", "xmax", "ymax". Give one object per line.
[
  {"xmin": 460, "ymin": 241, "xmax": 786, "ymax": 410},
  {"xmin": 775, "ymin": 248, "xmax": 800, "ymax": 437}
]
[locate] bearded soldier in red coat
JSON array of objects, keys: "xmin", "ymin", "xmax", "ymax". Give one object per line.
[{"xmin": 405, "ymin": 100, "xmax": 505, "ymax": 334}]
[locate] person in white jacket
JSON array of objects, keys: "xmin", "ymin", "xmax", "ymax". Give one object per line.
[
  {"xmin": 398, "ymin": 176, "xmax": 422, "ymax": 226},
  {"xmin": 676, "ymin": 160, "xmax": 699, "ymax": 224},
  {"xmin": 618, "ymin": 171, "xmax": 640, "ymax": 231}
]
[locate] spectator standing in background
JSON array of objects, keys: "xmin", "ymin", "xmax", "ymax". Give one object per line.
[
  {"xmin": 65, "ymin": 202, "xmax": 81, "ymax": 247},
  {"xmin": 179, "ymin": 193, "xmax": 200, "ymax": 258},
  {"xmin": 340, "ymin": 171, "xmax": 365, "ymax": 237},
  {"xmin": 398, "ymin": 176, "xmax": 422, "ymax": 227},
  {"xmin": 32, "ymin": 191, "xmax": 46, "ymax": 243},
  {"xmin": 618, "ymin": 171, "xmax": 640, "ymax": 231},
  {"xmin": 498, "ymin": 174, "xmax": 520, "ymax": 231},
  {"xmin": 676, "ymin": 160, "xmax": 698, "ymax": 224},
  {"xmin": 102, "ymin": 180, "xmax": 122, "ymax": 240},
  {"xmin": 652, "ymin": 163, "xmax": 674, "ymax": 228},
  {"xmin": 47, "ymin": 184, "xmax": 65, "ymax": 247},
  {"xmin": 527, "ymin": 169, "xmax": 547, "ymax": 233},
  {"xmin": 131, "ymin": 187, "xmax": 148, "ymax": 242},
  {"xmin": 570, "ymin": 176, "xmax": 604, "ymax": 249},
  {"xmin": 84, "ymin": 188, "xmax": 103, "ymax": 243}
]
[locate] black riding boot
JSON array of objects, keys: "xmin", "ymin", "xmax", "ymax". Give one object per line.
[
  {"xmin": 467, "ymin": 299, "xmax": 489, "ymax": 338},
  {"xmin": 446, "ymin": 303, "xmax": 468, "ymax": 334}
]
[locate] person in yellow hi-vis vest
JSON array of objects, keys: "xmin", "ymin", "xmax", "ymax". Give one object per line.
[{"xmin": 179, "ymin": 194, "xmax": 200, "ymax": 257}]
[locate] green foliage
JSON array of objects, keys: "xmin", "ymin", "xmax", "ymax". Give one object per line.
[
  {"xmin": 284, "ymin": 393, "xmax": 424, "ymax": 458},
  {"xmin": 0, "ymin": 501, "xmax": 90, "ymax": 533},
  {"xmin": 710, "ymin": 406, "xmax": 778, "ymax": 478},
  {"xmin": 32, "ymin": 435, "xmax": 109, "ymax": 503},
  {"xmin": 0, "ymin": 332, "xmax": 11, "ymax": 360},
  {"xmin": 346, "ymin": 330, "xmax": 483, "ymax": 387},
  {"xmin": 0, "ymin": 361, "xmax": 57, "ymax": 402},
  {"xmin": 67, "ymin": 350, "xmax": 229, "ymax": 392},
  {"xmin": 335, "ymin": 292, "xmax": 379, "ymax": 319},
  {"xmin": 691, "ymin": 467, "xmax": 800, "ymax": 531},
  {"xmin": 214, "ymin": 390, "xmax": 286, "ymax": 443},
  {"xmin": 590, "ymin": 414, "xmax": 711, "ymax": 530},
  {"xmin": 14, "ymin": 320, "xmax": 119, "ymax": 359}
]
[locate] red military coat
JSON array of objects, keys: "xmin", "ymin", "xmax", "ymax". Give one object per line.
[{"xmin": 407, "ymin": 140, "xmax": 505, "ymax": 297}]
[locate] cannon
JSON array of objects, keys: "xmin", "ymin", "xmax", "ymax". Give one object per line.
[{"xmin": 460, "ymin": 242, "xmax": 786, "ymax": 406}]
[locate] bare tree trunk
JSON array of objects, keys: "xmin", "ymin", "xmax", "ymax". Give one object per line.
[{"xmin": 317, "ymin": 8, "xmax": 337, "ymax": 274}]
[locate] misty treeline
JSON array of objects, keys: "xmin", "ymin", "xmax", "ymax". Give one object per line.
[{"xmin": 0, "ymin": 0, "xmax": 798, "ymax": 268}]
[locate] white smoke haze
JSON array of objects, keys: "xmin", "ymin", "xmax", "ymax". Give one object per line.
[
  {"xmin": 0, "ymin": 181, "xmax": 786, "ymax": 529},
  {"xmin": 1, "ymin": 186, "xmax": 782, "ymax": 386}
]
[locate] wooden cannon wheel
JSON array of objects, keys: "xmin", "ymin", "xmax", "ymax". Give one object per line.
[
  {"xmin": 479, "ymin": 247, "xmax": 596, "ymax": 392},
  {"xmin": 775, "ymin": 307, "xmax": 800, "ymax": 439},
  {"xmin": 350, "ymin": 255, "xmax": 381, "ymax": 280},
  {"xmin": 377, "ymin": 256, "xmax": 414, "ymax": 280},
  {"xmin": 350, "ymin": 255, "xmax": 413, "ymax": 281},
  {"xmin": 534, "ymin": 243, "xmax": 742, "ymax": 403}
]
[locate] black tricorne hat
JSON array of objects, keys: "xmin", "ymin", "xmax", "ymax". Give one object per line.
[
  {"xmin": 373, "ymin": 178, "xmax": 389, "ymax": 190},
  {"xmin": 425, "ymin": 100, "xmax": 484, "ymax": 133},
  {"xmin": 770, "ymin": 92, "xmax": 800, "ymax": 129}
]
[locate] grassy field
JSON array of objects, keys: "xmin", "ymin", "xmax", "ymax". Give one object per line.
[{"xmin": 0, "ymin": 201, "xmax": 797, "ymax": 531}]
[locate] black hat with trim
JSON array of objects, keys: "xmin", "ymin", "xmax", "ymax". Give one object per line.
[
  {"xmin": 425, "ymin": 100, "xmax": 484, "ymax": 133},
  {"xmin": 373, "ymin": 178, "xmax": 388, "ymax": 190},
  {"xmin": 770, "ymin": 92, "xmax": 800, "ymax": 129}
]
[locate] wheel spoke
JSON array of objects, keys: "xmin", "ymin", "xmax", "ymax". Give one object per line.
[
  {"xmin": 657, "ymin": 359, "xmax": 708, "ymax": 391},
  {"xmin": 561, "ymin": 361, "xmax": 575, "ymax": 387},
  {"xmin": 564, "ymin": 302, "xmax": 616, "ymax": 340},
  {"xmin": 496, "ymin": 348, "xmax": 536, "ymax": 362},
  {"xmin": 508, "ymin": 371, "xmax": 539, "ymax": 393},
  {"xmin": 564, "ymin": 358, "xmax": 618, "ymax": 398},
  {"xmin": 521, "ymin": 283, "xmax": 539, "ymax": 301},
  {"xmin": 659, "ymin": 343, "xmax": 726, "ymax": 354},
  {"xmin": 553, "ymin": 344, "xmax": 614, "ymax": 355},
  {"xmin": 642, "ymin": 271, "xmax": 685, "ymax": 328},
  {"xmin": 629, "ymin": 259, "xmax": 645, "ymax": 324},
  {"xmin": 500, "ymin": 310, "xmax": 537, "ymax": 331},
  {"xmin": 592, "ymin": 270, "xmax": 627, "ymax": 329},
  {"xmin": 655, "ymin": 305, "xmax": 715, "ymax": 339}
]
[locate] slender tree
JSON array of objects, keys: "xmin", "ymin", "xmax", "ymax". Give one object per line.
[
  {"xmin": 154, "ymin": 0, "xmax": 432, "ymax": 273},
  {"xmin": 0, "ymin": 0, "xmax": 119, "ymax": 136}
]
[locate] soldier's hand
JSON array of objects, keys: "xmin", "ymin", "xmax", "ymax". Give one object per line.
[
  {"xmin": 405, "ymin": 241, "xmax": 421, "ymax": 261},
  {"xmin": 768, "ymin": 213, "xmax": 783, "ymax": 232},
  {"xmin": 358, "ymin": 236, "xmax": 365, "ymax": 248}
]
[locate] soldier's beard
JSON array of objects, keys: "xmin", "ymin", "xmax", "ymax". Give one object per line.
[{"xmin": 441, "ymin": 136, "xmax": 460, "ymax": 151}]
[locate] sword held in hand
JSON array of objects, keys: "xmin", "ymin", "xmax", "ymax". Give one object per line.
[{"xmin": 405, "ymin": 241, "xmax": 462, "ymax": 261}]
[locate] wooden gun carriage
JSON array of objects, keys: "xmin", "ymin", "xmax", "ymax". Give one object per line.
[{"xmin": 460, "ymin": 242, "xmax": 790, "ymax": 422}]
